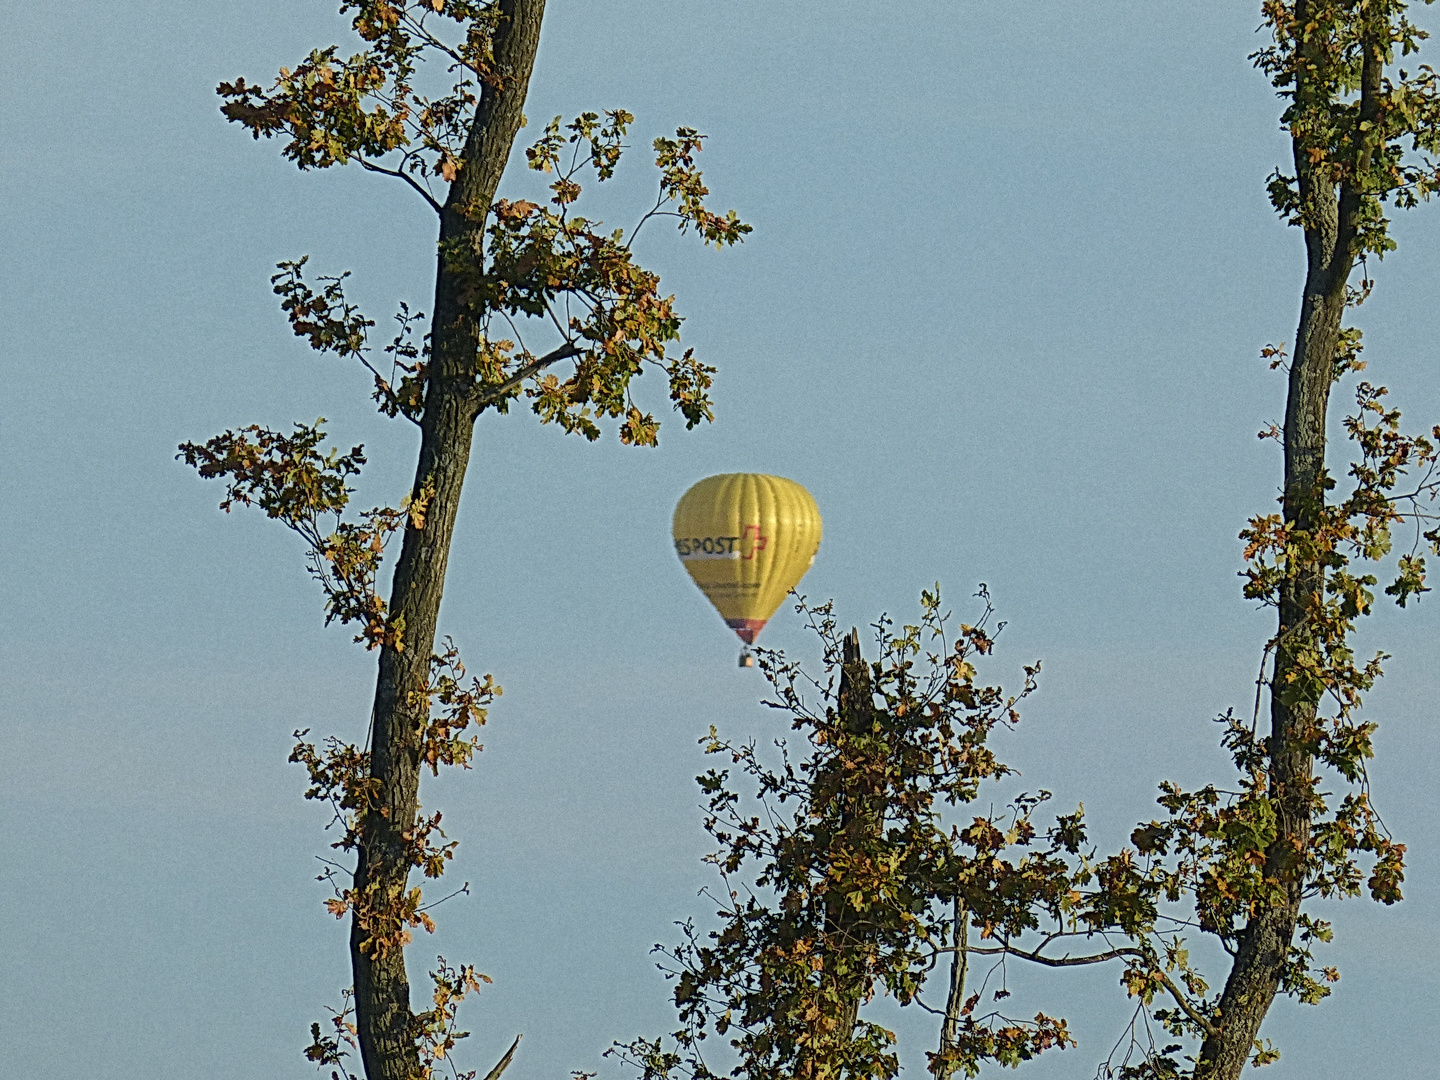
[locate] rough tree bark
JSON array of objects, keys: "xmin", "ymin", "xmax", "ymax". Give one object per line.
[
  {"xmin": 1194, "ymin": 8, "xmax": 1380, "ymax": 1077},
  {"xmin": 352, "ymin": 3, "xmax": 548, "ymax": 1077}
]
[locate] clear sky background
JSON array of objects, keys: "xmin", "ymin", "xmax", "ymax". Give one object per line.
[{"xmin": 2, "ymin": 1, "xmax": 1438, "ymax": 1077}]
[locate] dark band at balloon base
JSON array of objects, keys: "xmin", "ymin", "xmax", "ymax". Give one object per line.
[{"xmin": 726, "ymin": 618, "xmax": 767, "ymax": 644}]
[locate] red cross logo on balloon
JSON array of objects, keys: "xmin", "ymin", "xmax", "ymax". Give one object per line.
[{"xmin": 740, "ymin": 524, "xmax": 768, "ymax": 560}]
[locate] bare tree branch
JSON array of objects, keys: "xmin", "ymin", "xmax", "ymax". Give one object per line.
[
  {"xmin": 979, "ymin": 941, "xmax": 1216, "ymax": 1038},
  {"xmin": 482, "ymin": 1035, "xmax": 521, "ymax": 1080},
  {"xmin": 472, "ymin": 340, "xmax": 583, "ymax": 410},
  {"xmin": 359, "ymin": 159, "xmax": 444, "ymax": 215}
]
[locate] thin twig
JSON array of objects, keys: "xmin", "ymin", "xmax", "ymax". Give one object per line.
[{"xmin": 416, "ymin": 881, "xmax": 471, "ymax": 913}]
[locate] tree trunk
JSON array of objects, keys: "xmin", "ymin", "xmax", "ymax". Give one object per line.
[
  {"xmin": 1193, "ymin": 272, "xmax": 1342, "ymax": 1078},
  {"xmin": 813, "ymin": 629, "xmax": 878, "ymax": 1072},
  {"xmin": 351, "ymin": 4, "xmax": 547, "ymax": 1077},
  {"xmin": 937, "ymin": 896, "xmax": 968, "ymax": 1068},
  {"xmin": 1194, "ymin": 10, "xmax": 1379, "ymax": 1075}
]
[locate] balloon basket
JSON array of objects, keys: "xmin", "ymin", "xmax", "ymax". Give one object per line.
[{"xmin": 738, "ymin": 649, "xmax": 756, "ymax": 668}]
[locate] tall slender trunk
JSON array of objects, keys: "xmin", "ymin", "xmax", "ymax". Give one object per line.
[
  {"xmin": 810, "ymin": 629, "xmax": 876, "ymax": 1078},
  {"xmin": 351, "ymin": 4, "xmax": 547, "ymax": 1077},
  {"xmin": 1194, "ymin": 9, "xmax": 1380, "ymax": 1076},
  {"xmin": 1193, "ymin": 266, "xmax": 1343, "ymax": 1080}
]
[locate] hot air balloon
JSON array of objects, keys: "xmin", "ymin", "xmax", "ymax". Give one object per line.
[{"xmin": 672, "ymin": 473, "xmax": 823, "ymax": 666}]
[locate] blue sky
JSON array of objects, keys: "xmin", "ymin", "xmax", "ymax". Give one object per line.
[{"xmin": 2, "ymin": 2, "xmax": 1438, "ymax": 1077}]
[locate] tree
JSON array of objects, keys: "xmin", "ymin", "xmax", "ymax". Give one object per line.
[
  {"xmin": 178, "ymin": 4, "xmax": 747, "ymax": 1079},
  {"xmin": 617, "ymin": 3, "xmax": 1440, "ymax": 1079},
  {"xmin": 1070, "ymin": 2, "xmax": 1440, "ymax": 1073},
  {"xmin": 1178, "ymin": 2, "xmax": 1440, "ymax": 1073},
  {"xmin": 612, "ymin": 592, "xmax": 1084, "ymax": 1080}
]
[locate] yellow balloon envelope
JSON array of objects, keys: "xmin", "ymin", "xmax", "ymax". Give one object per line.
[{"xmin": 672, "ymin": 474, "xmax": 822, "ymax": 645}]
